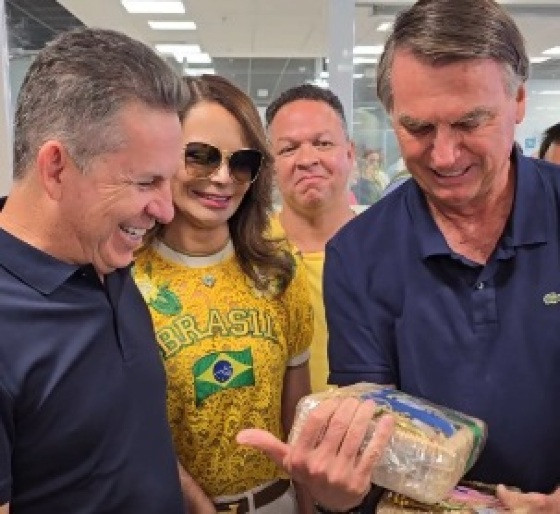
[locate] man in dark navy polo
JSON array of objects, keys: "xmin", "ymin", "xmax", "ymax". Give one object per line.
[
  {"xmin": 0, "ymin": 28, "xmax": 187, "ymax": 514},
  {"xmin": 324, "ymin": 0, "xmax": 560, "ymax": 511}
]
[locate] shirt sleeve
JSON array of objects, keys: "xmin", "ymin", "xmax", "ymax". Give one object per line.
[
  {"xmin": 324, "ymin": 240, "xmax": 395, "ymax": 386},
  {"xmin": 282, "ymin": 255, "xmax": 313, "ymax": 364},
  {"xmin": 0, "ymin": 379, "xmax": 14, "ymax": 504}
]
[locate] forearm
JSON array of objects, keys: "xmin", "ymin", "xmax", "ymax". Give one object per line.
[
  {"xmin": 294, "ymin": 479, "xmax": 315, "ymax": 514},
  {"xmin": 281, "ymin": 361, "xmax": 311, "ymax": 436},
  {"xmin": 177, "ymin": 462, "xmax": 216, "ymax": 514}
]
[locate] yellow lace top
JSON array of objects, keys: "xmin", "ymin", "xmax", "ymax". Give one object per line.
[{"xmin": 133, "ymin": 241, "xmax": 313, "ymax": 496}]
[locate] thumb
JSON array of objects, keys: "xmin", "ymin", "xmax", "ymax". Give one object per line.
[
  {"xmin": 236, "ymin": 429, "xmax": 289, "ymax": 469},
  {"xmin": 496, "ymin": 484, "xmax": 528, "ymax": 512}
]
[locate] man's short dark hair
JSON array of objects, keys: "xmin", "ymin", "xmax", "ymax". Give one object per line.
[
  {"xmin": 14, "ymin": 27, "xmax": 187, "ymax": 179},
  {"xmin": 377, "ymin": 0, "xmax": 529, "ymax": 112},
  {"xmin": 538, "ymin": 122, "xmax": 560, "ymax": 159},
  {"xmin": 265, "ymin": 83, "xmax": 347, "ymax": 135}
]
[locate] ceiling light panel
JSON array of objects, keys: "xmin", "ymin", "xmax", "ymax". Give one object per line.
[
  {"xmin": 121, "ymin": 1, "xmax": 185, "ymax": 14},
  {"xmin": 148, "ymin": 21, "xmax": 196, "ymax": 30},
  {"xmin": 185, "ymin": 68, "xmax": 215, "ymax": 76},
  {"xmin": 542, "ymin": 46, "xmax": 560, "ymax": 55},
  {"xmin": 353, "ymin": 45, "xmax": 384, "ymax": 55},
  {"xmin": 377, "ymin": 22, "xmax": 392, "ymax": 32},
  {"xmin": 530, "ymin": 56, "xmax": 550, "ymax": 63},
  {"xmin": 353, "ymin": 57, "xmax": 378, "ymax": 64},
  {"xmin": 184, "ymin": 53, "xmax": 212, "ymax": 64}
]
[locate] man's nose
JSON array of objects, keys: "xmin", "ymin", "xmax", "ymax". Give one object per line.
[
  {"xmin": 431, "ymin": 126, "xmax": 460, "ymax": 169},
  {"xmin": 295, "ymin": 143, "xmax": 320, "ymax": 168},
  {"xmin": 147, "ymin": 180, "xmax": 175, "ymax": 224}
]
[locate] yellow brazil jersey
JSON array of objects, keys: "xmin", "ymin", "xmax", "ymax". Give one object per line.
[
  {"xmin": 132, "ymin": 241, "xmax": 313, "ymax": 496},
  {"xmin": 269, "ymin": 214, "xmax": 330, "ymax": 393}
]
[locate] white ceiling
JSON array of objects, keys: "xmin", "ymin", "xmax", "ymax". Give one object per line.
[
  {"xmin": 57, "ymin": 0, "xmax": 330, "ymax": 58},
  {"xmin": 7, "ymin": 0, "xmax": 560, "ymax": 109},
  {"xmin": 56, "ymin": 0, "xmax": 560, "ymax": 59}
]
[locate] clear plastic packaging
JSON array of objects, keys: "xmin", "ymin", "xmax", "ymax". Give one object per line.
[{"xmin": 289, "ymin": 383, "xmax": 487, "ymax": 504}]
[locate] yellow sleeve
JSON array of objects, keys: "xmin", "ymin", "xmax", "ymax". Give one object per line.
[{"xmin": 282, "ymin": 255, "xmax": 314, "ymax": 363}]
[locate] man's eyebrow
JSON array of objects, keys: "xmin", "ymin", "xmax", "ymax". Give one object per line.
[
  {"xmin": 397, "ymin": 114, "xmax": 431, "ymax": 129},
  {"xmin": 454, "ymin": 107, "xmax": 494, "ymax": 123},
  {"xmin": 275, "ymin": 131, "xmax": 333, "ymax": 142},
  {"xmin": 397, "ymin": 107, "xmax": 494, "ymax": 128}
]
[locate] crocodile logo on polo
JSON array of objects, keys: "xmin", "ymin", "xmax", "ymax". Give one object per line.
[{"xmin": 543, "ymin": 292, "xmax": 560, "ymax": 305}]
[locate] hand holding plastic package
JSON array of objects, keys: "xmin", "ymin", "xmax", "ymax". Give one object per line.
[{"xmin": 288, "ymin": 383, "xmax": 486, "ymax": 505}]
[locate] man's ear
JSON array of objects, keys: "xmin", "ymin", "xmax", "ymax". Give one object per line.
[
  {"xmin": 36, "ymin": 140, "xmax": 71, "ymax": 201},
  {"xmin": 514, "ymin": 83, "xmax": 526, "ymax": 125},
  {"xmin": 347, "ymin": 139, "xmax": 356, "ymax": 163}
]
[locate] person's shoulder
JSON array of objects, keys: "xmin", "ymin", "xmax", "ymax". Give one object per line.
[
  {"xmin": 528, "ymin": 154, "xmax": 560, "ymax": 176},
  {"xmin": 519, "ymin": 154, "xmax": 560, "ymax": 194},
  {"xmin": 132, "ymin": 243, "xmax": 160, "ymax": 271},
  {"xmin": 267, "ymin": 210, "xmax": 285, "ymax": 239}
]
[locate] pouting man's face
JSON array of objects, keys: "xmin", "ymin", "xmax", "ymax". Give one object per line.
[
  {"xmin": 390, "ymin": 49, "xmax": 526, "ymax": 213},
  {"xmin": 58, "ymin": 102, "xmax": 182, "ymax": 275},
  {"xmin": 268, "ymin": 99, "xmax": 355, "ymax": 212}
]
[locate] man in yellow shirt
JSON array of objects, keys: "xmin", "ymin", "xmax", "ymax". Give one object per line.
[{"xmin": 266, "ymin": 84, "xmax": 356, "ymax": 392}]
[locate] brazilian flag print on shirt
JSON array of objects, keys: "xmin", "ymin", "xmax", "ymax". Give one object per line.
[{"xmin": 193, "ymin": 348, "xmax": 255, "ymax": 406}]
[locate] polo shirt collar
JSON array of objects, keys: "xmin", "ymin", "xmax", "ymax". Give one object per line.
[
  {"xmin": 0, "ymin": 227, "xmax": 83, "ymax": 294},
  {"xmin": 408, "ymin": 145, "xmax": 548, "ymax": 260}
]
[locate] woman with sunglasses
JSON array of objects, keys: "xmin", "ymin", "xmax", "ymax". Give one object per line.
[{"xmin": 133, "ymin": 74, "xmax": 314, "ymax": 513}]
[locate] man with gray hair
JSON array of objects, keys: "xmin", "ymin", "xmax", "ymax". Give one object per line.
[
  {"xmin": 0, "ymin": 28, "xmax": 188, "ymax": 513},
  {"xmin": 320, "ymin": 0, "xmax": 560, "ymax": 510}
]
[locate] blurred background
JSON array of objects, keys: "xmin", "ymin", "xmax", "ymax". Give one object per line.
[{"xmin": 2, "ymin": 0, "xmax": 560, "ymax": 202}]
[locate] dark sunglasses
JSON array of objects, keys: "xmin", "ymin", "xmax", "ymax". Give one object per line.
[{"xmin": 184, "ymin": 142, "xmax": 262, "ymax": 184}]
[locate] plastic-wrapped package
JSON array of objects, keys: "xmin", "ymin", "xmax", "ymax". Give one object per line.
[
  {"xmin": 288, "ymin": 383, "xmax": 487, "ymax": 504},
  {"xmin": 376, "ymin": 481, "xmax": 508, "ymax": 513}
]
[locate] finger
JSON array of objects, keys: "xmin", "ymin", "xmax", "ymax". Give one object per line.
[
  {"xmin": 236, "ymin": 429, "xmax": 289, "ymax": 470},
  {"xmin": 497, "ymin": 484, "xmax": 521, "ymax": 507},
  {"xmin": 356, "ymin": 413, "xmax": 394, "ymax": 477},
  {"xmin": 293, "ymin": 397, "xmax": 343, "ymax": 450},
  {"xmin": 496, "ymin": 485, "xmax": 535, "ymax": 512},
  {"xmin": 335, "ymin": 399, "xmax": 377, "ymax": 460},
  {"xmin": 313, "ymin": 397, "xmax": 362, "ymax": 456}
]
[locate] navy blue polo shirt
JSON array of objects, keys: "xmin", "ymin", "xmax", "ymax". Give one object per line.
[
  {"xmin": 0, "ymin": 221, "xmax": 183, "ymax": 513},
  {"xmin": 325, "ymin": 148, "xmax": 560, "ymax": 494}
]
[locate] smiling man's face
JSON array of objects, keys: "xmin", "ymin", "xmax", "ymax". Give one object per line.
[{"xmin": 391, "ymin": 50, "xmax": 526, "ymax": 212}]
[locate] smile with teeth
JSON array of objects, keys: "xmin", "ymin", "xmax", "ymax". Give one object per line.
[
  {"xmin": 120, "ymin": 225, "xmax": 147, "ymax": 239},
  {"xmin": 433, "ymin": 167, "xmax": 469, "ymax": 178}
]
